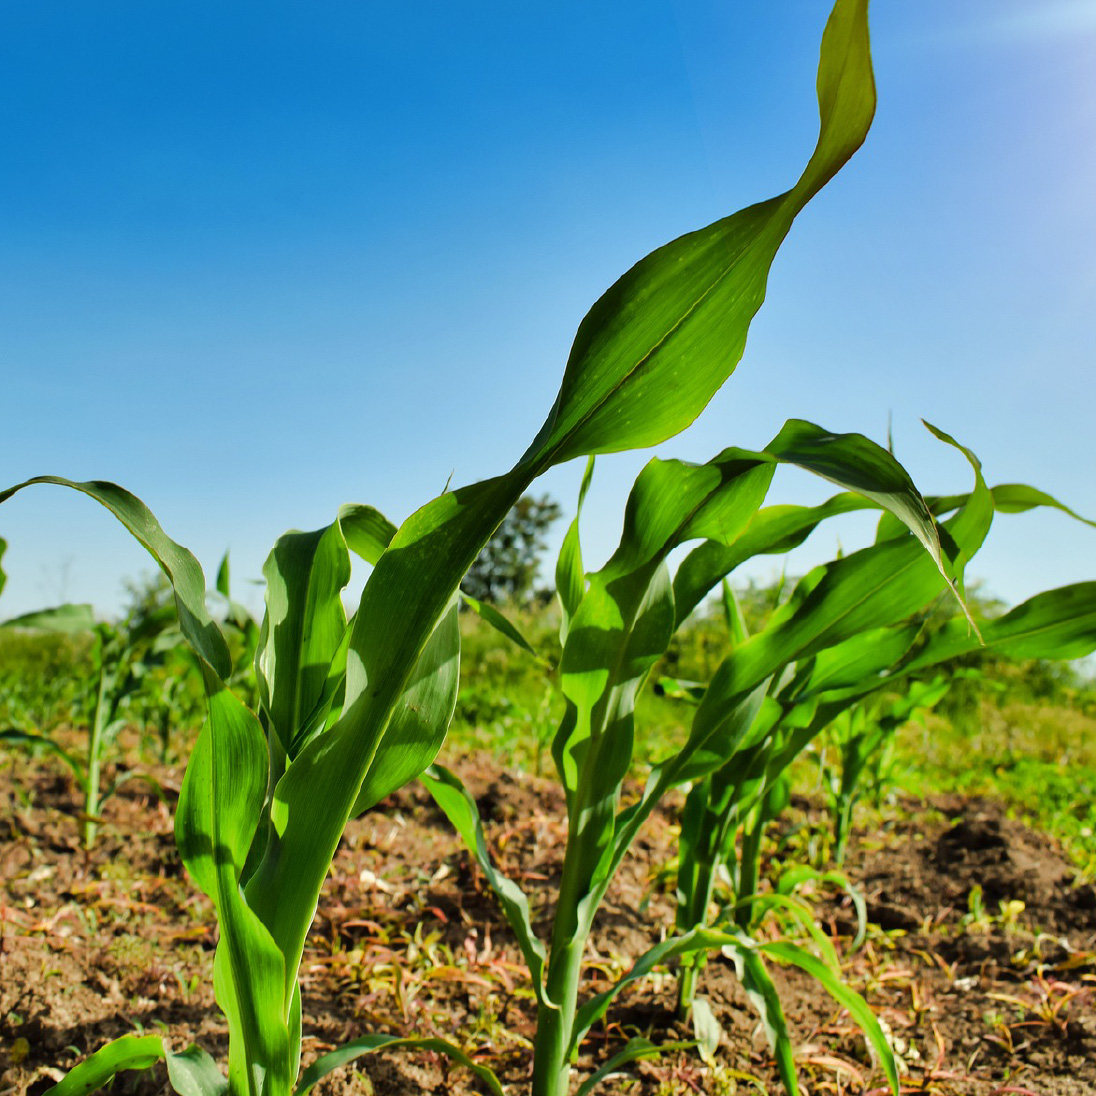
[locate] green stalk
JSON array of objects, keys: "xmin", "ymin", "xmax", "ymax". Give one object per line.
[
  {"xmin": 675, "ymin": 858, "xmax": 716, "ymax": 1018},
  {"xmin": 82, "ymin": 659, "xmax": 111, "ymax": 849},
  {"xmin": 532, "ymin": 820, "xmax": 600, "ymax": 1096},
  {"xmin": 734, "ymin": 815, "xmax": 764, "ymax": 931}
]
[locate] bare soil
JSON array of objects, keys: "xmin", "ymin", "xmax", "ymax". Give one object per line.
[{"xmin": 1, "ymin": 742, "xmax": 1093, "ymax": 1096}]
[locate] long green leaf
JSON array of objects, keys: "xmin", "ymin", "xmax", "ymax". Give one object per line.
[
  {"xmin": 43, "ymin": 1035, "xmax": 166, "ymax": 1096},
  {"xmin": 761, "ymin": 940, "xmax": 899, "ymax": 1094},
  {"xmin": 420, "ymin": 763, "xmax": 548, "ymax": 1001},
  {"xmin": 573, "ymin": 1038, "xmax": 692, "ymax": 1096},
  {"xmin": 294, "ymin": 1034, "xmax": 504, "ymax": 1096},
  {"xmin": 0, "ymin": 478, "xmax": 229, "ymax": 678},
  {"xmin": 460, "ymin": 592, "xmax": 545, "ymax": 662},
  {"xmin": 729, "ymin": 945, "xmax": 799, "ymax": 1095},
  {"xmin": 0, "ymin": 729, "xmax": 85, "ymax": 783},
  {"xmin": 351, "ymin": 597, "xmax": 461, "ymax": 813},
  {"xmin": 521, "ymin": 0, "xmax": 874, "ymax": 466}
]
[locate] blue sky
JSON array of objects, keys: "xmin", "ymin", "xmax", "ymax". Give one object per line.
[{"xmin": 1, "ymin": 1, "xmax": 1094, "ymax": 621}]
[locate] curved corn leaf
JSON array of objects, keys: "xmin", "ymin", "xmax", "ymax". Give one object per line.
[
  {"xmin": 294, "ymin": 1034, "xmax": 503, "ymax": 1096},
  {"xmin": 989, "ymin": 483, "xmax": 1096, "ymax": 525},
  {"xmin": 572, "ymin": 928, "xmax": 736, "ymax": 1050},
  {"xmin": 337, "ymin": 503, "xmax": 397, "ymax": 564},
  {"xmin": 776, "ymin": 866, "xmax": 867, "ymax": 949},
  {"xmin": 769, "ymin": 420, "xmax": 946, "ymax": 576},
  {"xmin": 43, "ymin": 1034, "xmax": 166, "ymax": 1096},
  {"xmin": 0, "ymin": 478, "xmax": 229, "ymax": 678},
  {"xmin": 926, "ymin": 482, "xmax": 1096, "ymax": 527},
  {"xmin": 351, "ymin": 597, "xmax": 461, "ymax": 814},
  {"xmin": 521, "ymin": 0, "xmax": 874, "ymax": 466},
  {"xmin": 728, "ymin": 945, "xmax": 799, "ymax": 1094},
  {"xmin": 0, "ymin": 536, "xmax": 6, "ymax": 598},
  {"xmin": 420, "ymin": 763, "xmax": 548, "ymax": 1001},
  {"xmin": 460, "ymin": 592, "xmax": 545, "ymax": 662},
  {"xmin": 573, "ymin": 1038, "xmax": 692, "ymax": 1096},
  {"xmin": 761, "ymin": 940, "xmax": 899, "ymax": 1094},
  {"xmin": 902, "ymin": 582, "xmax": 1096, "ymax": 670},
  {"xmin": 0, "ymin": 729, "xmax": 85, "ymax": 783}
]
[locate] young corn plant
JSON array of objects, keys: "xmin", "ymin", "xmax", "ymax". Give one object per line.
[
  {"xmin": 818, "ymin": 674, "xmax": 950, "ymax": 865},
  {"xmin": 0, "ymin": 592, "xmax": 183, "ymax": 847},
  {"xmin": 0, "ymin": 3, "xmax": 882, "ymax": 1092},
  {"xmin": 669, "ymin": 453, "xmax": 1096, "ymax": 1021},
  {"xmin": 424, "ymin": 412, "xmax": 950, "ymax": 1096}
]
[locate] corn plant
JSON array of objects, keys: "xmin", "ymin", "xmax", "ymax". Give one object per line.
[
  {"xmin": 1, "ymin": 1, "xmax": 894, "ymax": 1092},
  {"xmin": 818, "ymin": 674, "xmax": 950, "ymax": 864},
  {"xmin": 0, "ymin": 590, "xmax": 184, "ymax": 847},
  {"xmin": 669, "ymin": 460, "xmax": 1096, "ymax": 1021},
  {"xmin": 425, "ymin": 402, "xmax": 986, "ymax": 1093}
]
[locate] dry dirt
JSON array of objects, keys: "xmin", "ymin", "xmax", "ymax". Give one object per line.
[{"xmin": 1, "ymin": 744, "xmax": 1094, "ymax": 1096}]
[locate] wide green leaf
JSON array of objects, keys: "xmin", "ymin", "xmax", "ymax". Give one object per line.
[
  {"xmin": 521, "ymin": 0, "xmax": 874, "ymax": 466},
  {"xmin": 165, "ymin": 1044, "xmax": 229, "ymax": 1096},
  {"xmin": 351, "ymin": 597, "xmax": 461, "ymax": 814}
]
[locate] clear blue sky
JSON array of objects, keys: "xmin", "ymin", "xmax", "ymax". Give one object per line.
[{"xmin": 2, "ymin": 1, "xmax": 1094, "ymax": 621}]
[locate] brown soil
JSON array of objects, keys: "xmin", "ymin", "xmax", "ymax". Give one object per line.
[{"xmin": 1, "ymin": 744, "xmax": 1094, "ymax": 1096}]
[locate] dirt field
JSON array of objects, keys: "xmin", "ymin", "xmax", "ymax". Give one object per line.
[{"xmin": 2, "ymin": 745, "xmax": 1093, "ymax": 1096}]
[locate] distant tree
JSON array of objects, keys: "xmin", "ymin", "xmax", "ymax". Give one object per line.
[{"xmin": 461, "ymin": 493, "xmax": 562, "ymax": 605}]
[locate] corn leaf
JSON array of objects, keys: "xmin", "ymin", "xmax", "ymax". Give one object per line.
[
  {"xmin": 0, "ymin": 729, "xmax": 85, "ymax": 781},
  {"xmin": 902, "ymin": 582, "xmax": 1096, "ymax": 669},
  {"xmin": 762, "ymin": 940, "xmax": 899, "ymax": 1094},
  {"xmin": 176, "ymin": 684, "xmax": 291, "ymax": 1096},
  {"xmin": 419, "ymin": 763, "xmax": 548, "ymax": 1001},
  {"xmin": 294, "ymin": 1034, "xmax": 504, "ymax": 1096},
  {"xmin": 0, "ymin": 478, "xmax": 230, "ymax": 678},
  {"xmin": 522, "ymin": 0, "xmax": 874, "ymax": 466},
  {"xmin": 256, "ymin": 522, "xmax": 351, "ymax": 757},
  {"xmin": 351, "ymin": 598, "xmax": 461, "ymax": 814},
  {"xmin": 43, "ymin": 1035, "xmax": 166, "ymax": 1096},
  {"xmin": 0, "ymin": 602, "xmax": 96, "ymax": 633},
  {"xmin": 460, "ymin": 593, "xmax": 544, "ymax": 661},
  {"xmin": 573, "ymin": 1039, "xmax": 692, "ymax": 1096},
  {"xmin": 728, "ymin": 945, "xmax": 799, "ymax": 1095},
  {"xmin": 164, "ymin": 1045, "xmax": 229, "ymax": 1096}
]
